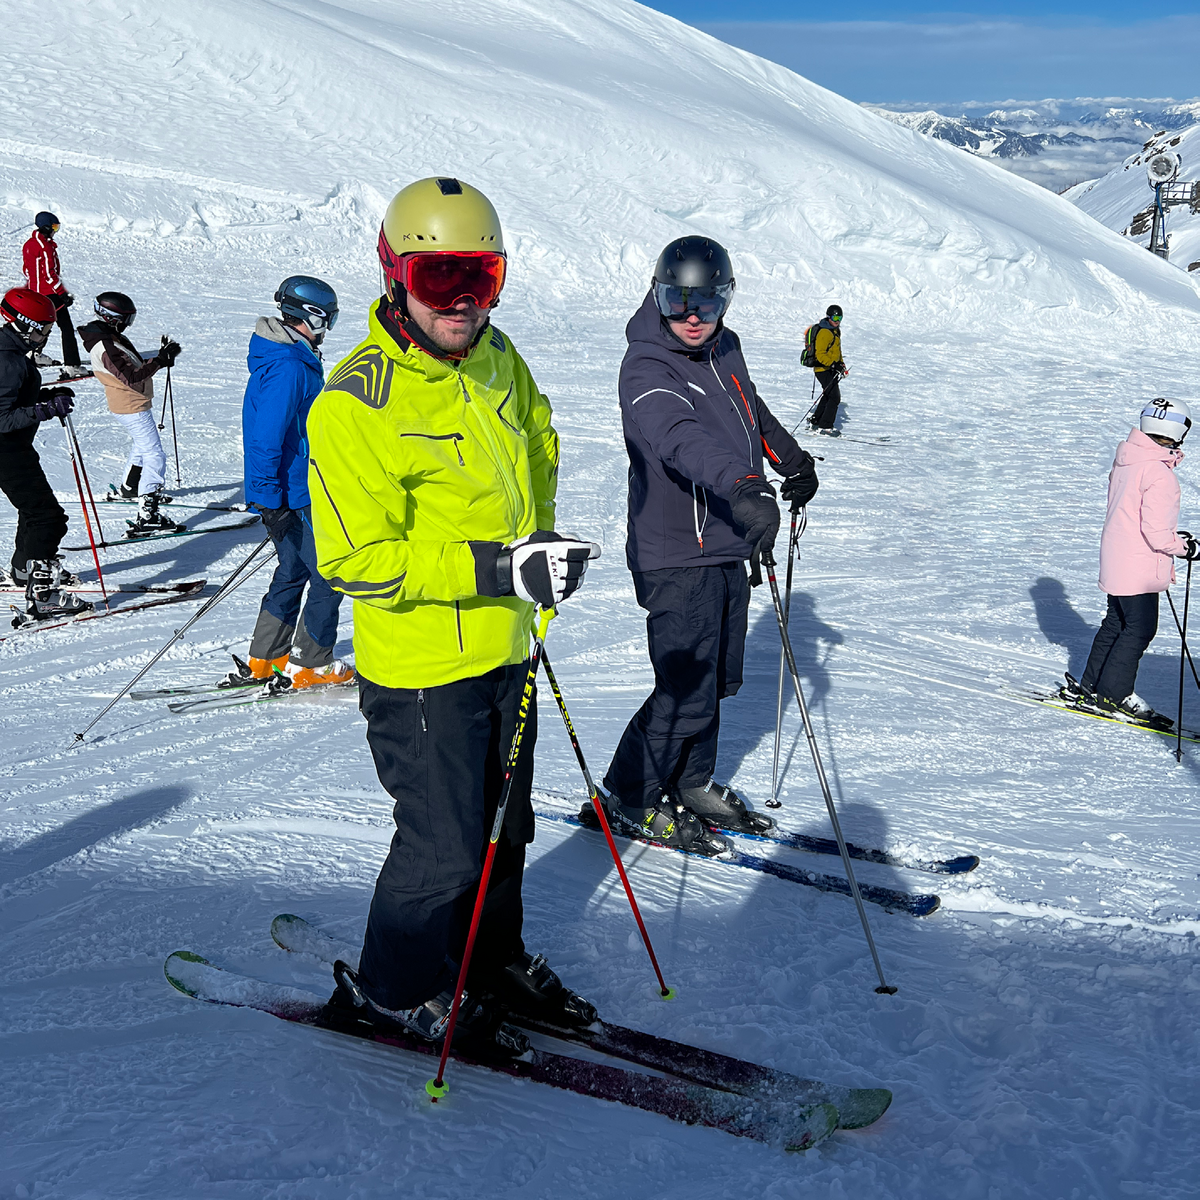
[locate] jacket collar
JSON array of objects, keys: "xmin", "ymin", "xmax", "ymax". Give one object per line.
[{"xmin": 368, "ymin": 297, "xmax": 493, "ymax": 379}]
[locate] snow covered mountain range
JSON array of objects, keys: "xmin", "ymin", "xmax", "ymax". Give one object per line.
[
  {"xmin": 4, "ymin": 2, "xmax": 1200, "ymax": 1198},
  {"xmin": 868, "ymin": 98, "xmax": 1200, "ymax": 192}
]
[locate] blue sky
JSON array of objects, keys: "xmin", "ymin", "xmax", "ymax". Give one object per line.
[{"xmin": 640, "ymin": 3, "xmax": 1200, "ymax": 104}]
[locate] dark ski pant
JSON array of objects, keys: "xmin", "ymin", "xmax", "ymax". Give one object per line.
[
  {"xmin": 0, "ymin": 442, "xmax": 69, "ymax": 575},
  {"xmin": 51, "ymin": 295, "xmax": 81, "ymax": 368},
  {"xmin": 1081, "ymin": 592, "xmax": 1159, "ymax": 703},
  {"xmin": 810, "ymin": 371, "xmax": 841, "ymax": 429},
  {"xmin": 604, "ymin": 562, "xmax": 749, "ymax": 809},
  {"xmin": 250, "ymin": 506, "xmax": 343, "ymax": 667},
  {"xmin": 356, "ymin": 661, "xmax": 537, "ymax": 1011}
]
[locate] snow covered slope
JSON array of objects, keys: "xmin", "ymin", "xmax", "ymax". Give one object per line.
[
  {"xmin": 4, "ymin": 2, "xmax": 1200, "ymax": 1198},
  {"xmin": 1067, "ymin": 124, "xmax": 1200, "ymax": 275}
]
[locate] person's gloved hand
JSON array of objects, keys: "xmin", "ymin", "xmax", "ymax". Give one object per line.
[
  {"xmin": 157, "ymin": 340, "xmax": 182, "ymax": 367},
  {"xmin": 63, "ymin": 293, "xmax": 74, "ymax": 308},
  {"xmin": 255, "ymin": 505, "xmax": 296, "ymax": 539},
  {"xmin": 779, "ymin": 453, "xmax": 819, "ymax": 509},
  {"xmin": 32, "ymin": 387, "xmax": 74, "ymax": 421},
  {"xmin": 473, "ymin": 531, "xmax": 601, "ymax": 607},
  {"xmin": 836, "ymin": 361, "xmax": 849, "ymax": 377},
  {"xmin": 1178, "ymin": 531, "xmax": 1200, "ymax": 560},
  {"xmin": 729, "ymin": 474, "xmax": 780, "ymax": 586}
]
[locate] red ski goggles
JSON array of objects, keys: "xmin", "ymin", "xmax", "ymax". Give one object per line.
[{"xmin": 378, "ymin": 238, "xmax": 507, "ymax": 312}]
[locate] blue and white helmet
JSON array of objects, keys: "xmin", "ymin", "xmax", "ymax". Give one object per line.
[
  {"xmin": 274, "ymin": 275, "xmax": 338, "ymax": 336},
  {"xmin": 1140, "ymin": 397, "xmax": 1193, "ymax": 445}
]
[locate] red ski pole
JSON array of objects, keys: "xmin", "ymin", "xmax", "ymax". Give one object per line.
[
  {"xmin": 58, "ymin": 418, "xmax": 107, "ymax": 603},
  {"xmin": 65, "ymin": 413, "xmax": 106, "ymax": 545},
  {"xmin": 427, "ymin": 605, "xmax": 553, "ymax": 1101},
  {"xmin": 539, "ymin": 647, "xmax": 674, "ymax": 1000}
]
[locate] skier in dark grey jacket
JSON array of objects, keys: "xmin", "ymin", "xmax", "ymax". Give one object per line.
[{"xmin": 602, "ymin": 237, "xmax": 818, "ymax": 851}]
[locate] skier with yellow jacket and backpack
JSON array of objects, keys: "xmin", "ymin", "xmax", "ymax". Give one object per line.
[
  {"xmin": 805, "ymin": 303, "xmax": 847, "ymax": 433},
  {"xmin": 305, "ymin": 177, "xmax": 600, "ymax": 1057}
]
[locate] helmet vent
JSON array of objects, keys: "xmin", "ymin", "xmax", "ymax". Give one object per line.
[{"xmin": 436, "ymin": 178, "xmax": 463, "ymax": 195}]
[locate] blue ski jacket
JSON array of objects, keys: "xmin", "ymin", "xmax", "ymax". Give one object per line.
[
  {"xmin": 619, "ymin": 291, "xmax": 807, "ymax": 571},
  {"xmin": 242, "ymin": 318, "xmax": 325, "ymax": 509}
]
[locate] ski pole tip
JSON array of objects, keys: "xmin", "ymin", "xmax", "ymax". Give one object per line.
[
  {"xmin": 425, "ymin": 1077, "xmax": 449, "ymax": 1101},
  {"xmin": 874, "ymin": 985, "xmax": 898, "ymax": 995},
  {"xmin": 659, "ymin": 986, "xmax": 677, "ymax": 1001}
]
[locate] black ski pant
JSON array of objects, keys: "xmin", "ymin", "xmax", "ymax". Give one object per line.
[
  {"xmin": 1080, "ymin": 592, "xmax": 1159, "ymax": 703},
  {"xmin": 810, "ymin": 371, "xmax": 841, "ymax": 429},
  {"xmin": 604, "ymin": 562, "xmax": 749, "ymax": 809},
  {"xmin": 357, "ymin": 661, "xmax": 536, "ymax": 1011},
  {"xmin": 0, "ymin": 442, "xmax": 69, "ymax": 575},
  {"xmin": 51, "ymin": 295, "xmax": 81, "ymax": 367}
]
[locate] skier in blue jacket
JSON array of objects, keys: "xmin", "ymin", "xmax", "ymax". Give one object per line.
[
  {"xmin": 234, "ymin": 276, "xmax": 354, "ymax": 691},
  {"xmin": 602, "ymin": 237, "xmax": 819, "ymax": 851}
]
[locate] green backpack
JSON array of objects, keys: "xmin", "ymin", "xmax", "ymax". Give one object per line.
[{"xmin": 800, "ymin": 322, "xmax": 820, "ymax": 369}]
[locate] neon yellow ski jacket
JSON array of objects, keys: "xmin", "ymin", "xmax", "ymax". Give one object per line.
[{"xmin": 306, "ymin": 301, "xmax": 559, "ymax": 689}]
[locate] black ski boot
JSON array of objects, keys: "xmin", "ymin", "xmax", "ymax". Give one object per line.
[
  {"xmin": 319, "ymin": 961, "xmax": 530, "ymax": 1060},
  {"xmin": 602, "ymin": 793, "xmax": 729, "ymax": 857},
  {"xmin": 18, "ymin": 559, "xmax": 92, "ymax": 624},
  {"xmin": 486, "ymin": 952, "xmax": 598, "ymax": 1029},
  {"xmin": 125, "ymin": 489, "xmax": 184, "ymax": 538},
  {"xmin": 674, "ymin": 780, "xmax": 775, "ymax": 834},
  {"xmin": 1098, "ymin": 691, "xmax": 1173, "ymax": 731}
]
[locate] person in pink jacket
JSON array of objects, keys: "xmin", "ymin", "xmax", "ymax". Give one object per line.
[{"xmin": 1063, "ymin": 398, "xmax": 1200, "ymax": 725}]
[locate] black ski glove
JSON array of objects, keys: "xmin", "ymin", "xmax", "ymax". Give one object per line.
[
  {"xmin": 255, "ymin": 505, "xmax": 296, "ymax": 539},
  {"xmin": 32, "ymin": 387, "xmax": 74, "ymax": 421},
  {"xmin": 471, "ymin": 531, "xmax": 601, "ymax": 607},
  {"xmin": 157, "ymin": 340, "xmax": 182, "ymax": 368},
  {"xmin": 728, "ymin": 475, "xmax": 780, "ymax": 587},
  {"xmin": 1179, "ymin": 531, "xmax": 1200, "ymax": 561},
  {"xmin": 779, "ymin": 453, "xmax": 819, "ymax": 510},
  {"xmin": 62, "ymin": 293, "xmax": 74, "ymax": 308}
]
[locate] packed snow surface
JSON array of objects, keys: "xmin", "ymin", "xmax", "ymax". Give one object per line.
[{"xmin": 4, "ymin": 2, "xmax": 1200, "ymax": 1197}]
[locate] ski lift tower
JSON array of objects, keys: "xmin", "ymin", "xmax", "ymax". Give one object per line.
[{"xmin": 1145, "ymin": 151, "xmax": 1190, "ymax": 260}]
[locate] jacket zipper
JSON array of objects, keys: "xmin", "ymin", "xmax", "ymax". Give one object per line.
[
  {"xmin": 709, "ymin": 348, "xmax": 754, "ymax": 460},
  {"xmin": 417, "ymin": 688, "xmax": 427, "ymax": 738},
  {"xmin": 399, "ymin": 431, "xmax": 465, "ymax": 465},
  {"xmin": 457, "ymin": 371, "xmax": 522, "ymax": 519},
  {"xmin": 692, "ymin": 482, "xmax": 707, "ymax": 551},
  {"xmin": 455, "ymin": 601, "xmax": 463, "ymax": 652}
]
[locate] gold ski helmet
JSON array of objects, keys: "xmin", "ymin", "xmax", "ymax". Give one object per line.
[{"xmin": 378, "ymin": 178, "xmax": 506, "ymax": 305}]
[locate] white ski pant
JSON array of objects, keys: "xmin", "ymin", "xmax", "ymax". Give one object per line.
[{"xmin": 113, "ymin": 409, "xmax": 167, "ymax": 492}]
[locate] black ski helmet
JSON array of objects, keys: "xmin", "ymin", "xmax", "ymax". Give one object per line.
[
  {"xmin": 35, "ymin": 211, "xmax": 60, "ymax": 232},
  {"xmin": 275, "ymin": 275, "xmax": 338, "ymax": 338},
  {"xmin": 826, "ymin": 304, "xmax": 843, "ymax": 319},
  {"xmin": 653, "ymin": 236, "xmax": 735, "ymax": 289},
  {"xmin": 94, "ymin": 291, "xmax": 137, "ymax": 332}
]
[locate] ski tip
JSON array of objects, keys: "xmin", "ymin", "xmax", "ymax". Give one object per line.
[
  {"xmin": 270, "ymin": 913, "xmax": 304, "ymax": 950},
  {"xmin": 947, "ymin": 855, "xmax": 981, "ymax": 874},
  {"xmin": 425, "ymin": 1077, "xmax": 449, "ymax": 1102},
  {"xmin": 164, "ymin": 950, "xmax": 209, "ymax": 996},
  {"xmin": 784, "ymin": 1102, "xmax": 840, "ymax": 1152}
]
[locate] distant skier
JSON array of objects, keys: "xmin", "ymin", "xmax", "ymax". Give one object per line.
[
  {"xmin": 21, "ymin": 212, "xmax": 83, "ymax": 371},
  {"xmin": 602, "ymin": 236, "xmax": 819, "ymax": 850},
  {"xmin": 0, "ymin": 287, "xmax": 90, "ymax": 618},
  {"xmin": 1062, "ymin": 398, "xmax": 1199, "ymax": 726},
  {"xmin": 233, "ymin": 276, "xmax": 355, "ymax": 691},
  {"xmin": 307, "ymin": 177, "xmax": 599, "ymax": 1053},
  {"xmin": 807, "ymin": 304, "xmax": 847, "ymax": 433},
  {"xmin": 77, "ymin": 292, "xmax": 183, "ymax": 536}
]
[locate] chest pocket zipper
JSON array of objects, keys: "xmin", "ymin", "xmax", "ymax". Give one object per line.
[{"xmin": 399, "ymin": 432, "xmax": 465, "ymax": 465}]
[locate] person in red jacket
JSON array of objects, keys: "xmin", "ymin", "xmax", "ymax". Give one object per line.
[{"xmin": 21, "ymin": 212, "xmax": 81, "ymax": 369}]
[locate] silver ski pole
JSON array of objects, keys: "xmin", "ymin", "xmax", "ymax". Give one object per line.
[
  {"xmin": 761, "ymin": 546, "xmax": 897, "ymax": 994},
  {"xmin": 769, "ymin": 503, "xmax": 806, "ymax": 808},
  {"xmin": 72, "ymin": 534, "xmax": 276, "ymax": 744}
]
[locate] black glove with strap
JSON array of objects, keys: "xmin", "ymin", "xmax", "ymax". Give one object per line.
[
  {"xmin": 32, "ymin": 387, "xmax": 74, "ymax": 421},
  {"xmin": 472, "ymin": 530, "xmax": 601, "ymax": 608},
  {"xmin": 729, "ymin": 474, "xmax": 780, "ymax": 587},
  {"xmin": 1178, "ymin": 531, "xmax": 1200, "ymax": 561},
  {"xmin": 157, "ymin": 340, "xmax": 182, "ymax": 368},
  {"xmin": 779, "ymin": 451, "xmax": 819, "ymax": 510},
  {"xmin": 255, "ymin": 505, "xmax": 297, "ymax": 539}
]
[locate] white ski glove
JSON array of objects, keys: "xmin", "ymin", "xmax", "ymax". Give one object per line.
[{"xmin": 504, "ymin": 531, "xmax": 601, "ymax": 607}]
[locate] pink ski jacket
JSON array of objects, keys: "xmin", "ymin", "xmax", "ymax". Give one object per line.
[{"xmin": 1098, "ymin": 427, "xmax": 1186, "ymax": 596}]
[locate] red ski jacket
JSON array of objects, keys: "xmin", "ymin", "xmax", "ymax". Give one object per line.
[{"xmin": 22, "ymin": 231, "xmax": 66, "ymax": 296}]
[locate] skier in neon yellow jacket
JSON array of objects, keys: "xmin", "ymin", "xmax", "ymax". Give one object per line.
[{"xmin": 306, "ymin": 177, "xmax": 600, "ymax": 1053}]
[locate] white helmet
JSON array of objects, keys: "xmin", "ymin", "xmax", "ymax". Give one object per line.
[{"xmin": 1140, "ymin": 397, "xmax": 1193, "ymax": 445}]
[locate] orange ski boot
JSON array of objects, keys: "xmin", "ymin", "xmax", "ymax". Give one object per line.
[{"xmin": 274, "ymin": 659, "xmax": 356, "ymax": 692}]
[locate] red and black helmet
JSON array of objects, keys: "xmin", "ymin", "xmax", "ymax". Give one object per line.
[{"xmin": 1, "ymin": 287, "xmax": 56, "ymax": 348}]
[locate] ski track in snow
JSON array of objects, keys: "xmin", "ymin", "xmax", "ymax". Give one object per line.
[{"xmin": 3, "ymin": 1, "xmax": 1200, "ymax": 1197}]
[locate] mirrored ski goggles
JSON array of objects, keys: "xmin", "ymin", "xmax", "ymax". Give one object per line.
[
  {"xmin": 388, "ymin": 251, "xmax": 507, "ymax": 312},
  {"xmin": 297, "ymin": 302, "xmax": 338, "ymax": 332},
  {"xmin": 654, "ymin": 281, "xmax": 735, "ymax": 324}
]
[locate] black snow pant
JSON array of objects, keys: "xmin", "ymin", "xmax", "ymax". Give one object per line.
[
  {"xmin": 810, "ymin": 370, "xmax": 841, "ymax": 429},
  {"xmin": 604, "ymin": 562, "xmax": 750, "ymax": 810},
  {"xmin": 1080, "ymin": 592, "xmax": 1160, "ymax": 703},
  {"xmin": 0, "ymin": 442, "xmax": 69, "ymax": 576},
  {"xmin": 51, "ymin": 295, "xmax": 81, "ymax": 368},
  {"xmin": 356, "ymin": 661, "xmax": 537, "ymax": 1011}
]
